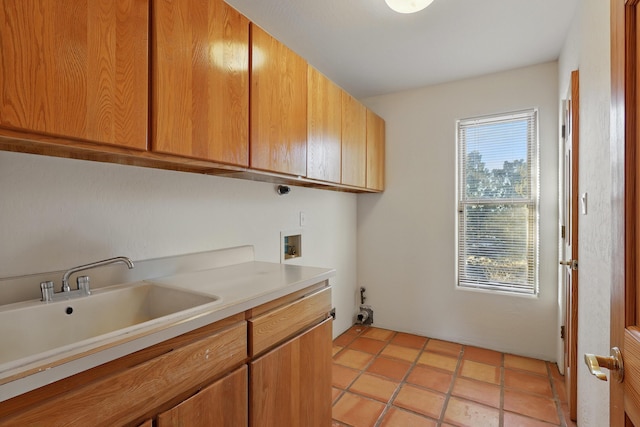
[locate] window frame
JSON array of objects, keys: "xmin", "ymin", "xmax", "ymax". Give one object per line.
[{"xmin": 455, "ymin": 108, "xmax": 540, "ymax": 296}]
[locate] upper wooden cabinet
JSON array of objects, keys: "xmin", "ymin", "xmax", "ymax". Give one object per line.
[
  {"xmin": 0, "ymin": 0, "xmax": 148, "ymax": 150},
  {"xmin": 0, "ymin": 1, "xmax": 384, "ymax": 192},
  {"xmin": 250, "ymin": 24, "xmax": 307, "ymax": 176},
  {"xmin": 366, "ymin": 109, "xmax": 385, "ymax": 191},
  {"xmin": 341, "ymin": 92, "xmax": 367, "ymax": 187},
  {"xmin": 152, "ymin": 0, "xmax": 249, "ymax": 166},
  {"xmin": 307, "ymin": 67, "xmax": 341, "ymax": 183}
]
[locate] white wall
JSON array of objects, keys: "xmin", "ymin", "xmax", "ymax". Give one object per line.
[
  {"xmin": 0, "ymin": 151, "xmax": 358, "ymax": 337},
  {"xmin": 359, "ymin": 62, "xmax": 559, "ymax": 360},
  {"xmin": 558, "ymin": 0, "xmax": 611, "ymax": 425}
]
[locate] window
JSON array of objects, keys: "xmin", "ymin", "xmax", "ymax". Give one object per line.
[{"xmin": 456, "ymin": 109, "xmax": 539, "ymax": 295}]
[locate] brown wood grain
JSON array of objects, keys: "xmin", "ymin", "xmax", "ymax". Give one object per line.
[
  {"xmin": 2, "ymin": 321, "xmax": 247, "ymax": 426},
  {"xmin": 152, "ymin": 0, "xmax": 249, "ymax": 166},
  {"xmin": 307, "ymin": 66, "xmax": 342, "ymax": 183},
  {"xmin": 0, "ymin": 313, "xmax": 245, "ymax": 419},
  {"xmin": 0, "ymin": 0, "xmax": 148, "ymax": 150},
  {"xmin": 157, "ymin": 365, "xmax": 248, "ymax": 427},
  {"xmin": 626, "ymin": 328, "xmax": 640, "ymax": 426},
  {"xmin": 247, "ymin": 281, "xmax": 328, "ymax": 318},
  {"xmin": 366, "ymin": 109, "xmax": 385, "ymax": 191},
  {"xmin": 250, "ymin": 24, "xmax": 307, "ymax": 176},
  {"xmin": 0, "ymin": 0, "xmax": 385, "ymax": 194},
  {"xmin": 248, "ymin": 286, "xmax": 331, "ymax": 356},
  {"xmin": 249, "ymin": 318, "xmax": 332, "ymax": 427},
  {"xmin": 611, "ymin": 0, "xmax": 640, "ymax": 424},
  {"xmin": 341, "ymin": 91, "xmax": 366, "ymax": 187},
  {"xmin": 566, "ymin": 69, "xmax": 579, "ymax": 422}
]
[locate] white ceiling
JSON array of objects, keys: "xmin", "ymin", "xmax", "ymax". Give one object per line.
[{"xmin": 225, "ymin": 0, "xmax": 579, "ymax": 99}]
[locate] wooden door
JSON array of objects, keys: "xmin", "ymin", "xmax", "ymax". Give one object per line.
[
  {"xmin": 250, "ymin": 318, "xmax": 332, "ymax": 427},
  {"xmin": 152, "ymin": 0, "xmax": 249, "ymax": 166},
  {"xmin": 157, "ymin": 366, "xmax": 248, "ymax": 427},
  {"xmin": 560, "ymin": 70, "xmax": 579, "ymax": 422},
  {"xmin": 0, "ymin": 0, "xmax": 148, "ymax": 150},
  {"xmin": 250, "ymin": 24, "xmax": 307, "ymax": 176},
  {"xmin": 366, "ymin": 109, "xmax": 385, "ymax": 191},
  {"xmin": 307, "ymin": 66, "xmax": 342, "ymax": 183},
  {"xmin": 341, "ymin": 92, "xmax": 366, "ymax": 187},
  {"xmin": 611, "ymin": 0, "xmax": 640, "ymax": 424}
]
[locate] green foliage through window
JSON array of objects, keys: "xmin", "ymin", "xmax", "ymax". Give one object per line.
[{"xmin": 457, "ymin": 110, "xmax": 539, "ymax": 295}]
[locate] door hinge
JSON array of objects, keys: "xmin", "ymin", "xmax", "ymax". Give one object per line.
[
  {"xmin": 561, "ymin": 124, "xmax": 566, "ymax": 139},
  {"xmin": 561, "ymin": 225, "xmax": 566, "ymax": 239},
  {"xmin": 561, "ymin": 325, "xmax": 565, "ymax": 340}
]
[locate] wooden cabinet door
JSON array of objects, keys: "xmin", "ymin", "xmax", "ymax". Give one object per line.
[
  {"xmin": 1, "ymin": 321, "xmax": 247, "ymax": 426},
  {"xmin": 366, "ymin": 109, "xmax": 385, "ymax": 191},
  {"xmin": 341, "ymin": 92, "xmax": 366, "ymax": 187},
  {"xmin": 250, "ymin": 318, "xmax": 332, "ymax": 427},
  {"xmin": 152, "ymin": 0, "xmax": 249, "ymax": 166},
  {"xmin": 307, "ymin": 67, "xmax": 341, "ymax": 183},
  {"xmin": 0, "ymin": 0, "xmax": 148, "ymax": 150},
  {"xmin": 157, "ymin": 365, "xmax": 248, "ymax": 427},
  {"xmin": 250, "ymin": 24, "xmax": 307, "ymax": 176}
]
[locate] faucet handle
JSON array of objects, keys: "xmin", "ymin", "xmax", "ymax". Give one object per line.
[
  {"xmin": 40, "ymin": 281, "xmax": 55, "ymax": 302},
  {"xmin": 77, "ymin": 276, "xmax": 91, "ymax": 296}
]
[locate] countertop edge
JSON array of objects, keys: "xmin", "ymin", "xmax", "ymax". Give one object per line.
[{"xmin": 0, "ymin": 263, "xmax": 335, "ymax": 402}]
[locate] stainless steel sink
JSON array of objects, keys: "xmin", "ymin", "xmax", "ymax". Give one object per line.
[{"xmin": 0, "ymin": 282, "xmax": 221, "ymax": 366}]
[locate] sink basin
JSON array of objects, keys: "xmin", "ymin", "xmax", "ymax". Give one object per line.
[{"xmin": 0, "ymin": 283, "xmax": 221, "ymax": 366}]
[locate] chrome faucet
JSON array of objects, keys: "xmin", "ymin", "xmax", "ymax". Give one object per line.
[{"xmin": 40, "ymin": 256, "xmax": 134, "ymax": 302}]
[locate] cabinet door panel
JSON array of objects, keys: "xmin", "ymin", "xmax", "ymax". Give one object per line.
[
  {"xmin": 158, "ymin": 365, "xmax": 248, "ymax": 427},
  {"xmin": 307, "ymin": 67, "xmax": 341, "ymax": 183},
  {"xmin": 341, "ymin": 92, "xmax": 366, "ymax": 187},
  {"xmin": 0, "ymin": 0, "xmax": 148, "ymax": 149},
  {"xmin": 250, "ymin": 318, "xmax": 332, "ymax": 427},
  {"xmin": 2, "ymin": 322, "xmax": 247, "ymax": 426},
  {"xmin": 250, "ymin": 24, "xmax": 307, "ymax": 176},
  {"xmin": 153, "ymin": 0, "xmax": 249, "ymax": 165},
  {"xmin": 366, "ymin": 109, "xmax": 385, "ymax": 191}
]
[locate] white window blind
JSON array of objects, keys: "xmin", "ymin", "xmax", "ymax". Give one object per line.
[{"xmin": 457, "ymin": 109, "xmax": 539, "ymax": 295}]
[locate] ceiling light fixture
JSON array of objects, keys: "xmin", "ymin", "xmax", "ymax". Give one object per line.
[{"xmin": 385, "ymin": 0, "xmax": 434, "ymax": 14}]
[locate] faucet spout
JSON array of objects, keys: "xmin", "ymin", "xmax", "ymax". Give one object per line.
[{"xmin": 61, "ymin": 256, "xmax": 135, "ymax": 292}]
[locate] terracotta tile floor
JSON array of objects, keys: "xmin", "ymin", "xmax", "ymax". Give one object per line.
[{"xmin": 332, "ymin": 326, "xmax": 577, "ymax": 427}]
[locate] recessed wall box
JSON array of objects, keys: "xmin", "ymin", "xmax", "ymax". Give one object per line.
[{"xmin": 281, "ymin": 230, "xmax": 303, "ymax": 263}]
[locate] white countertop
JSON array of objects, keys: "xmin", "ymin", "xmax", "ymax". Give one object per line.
[{"xmin": 0, "ymin": 260, "xmax": 335, "ymax": 402}]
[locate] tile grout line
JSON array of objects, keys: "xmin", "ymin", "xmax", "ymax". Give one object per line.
[
  {"xmin": 436, "ymin": 344, "xmax": 465, "ymax": 426},
  {"xmin": 334, "ymin": 328, "xmax": 566, "ymax": 427},
  {"xmin": 547, "ymin": 362, "xmax": 566, "ymax": 427},
  {"xmin": 332, "ymin": 325, "xmax": 369, "ymax": 427},
  {"xmin": 373, "ymin": 331, "xmax": 431, "ymax": 427}
]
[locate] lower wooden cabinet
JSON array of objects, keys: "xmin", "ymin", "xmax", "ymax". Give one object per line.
[
  {"xmin": 158, "ymin": 365, "xmax": 248, "ymax": 427},
  {"xmin": 0, "ymin": 317, "xmax": 247, "ymax": 426},
  {"xmin": 1, "ymin": 285, "xmax": 332, "ymax": 426},
  {"xmin": 250, "ymin": 318, "xmax": 332, "ymax": 427}
]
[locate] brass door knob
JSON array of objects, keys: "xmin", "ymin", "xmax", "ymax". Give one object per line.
[{"xmin": 584, "ymin": 347, "xmax": 624, "ymax": 382}]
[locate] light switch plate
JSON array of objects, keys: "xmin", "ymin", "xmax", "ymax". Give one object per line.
[{"xmin": 580, "ymin": 193, "xmax": 587, "ymax": 215}]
